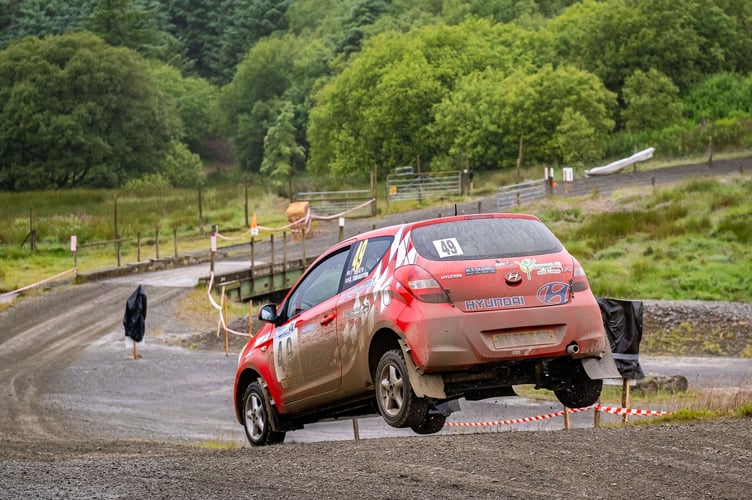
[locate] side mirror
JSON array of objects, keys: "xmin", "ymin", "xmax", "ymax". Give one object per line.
[{"xmin": 258, "ymin": 304, "xmax": 278, "ymax": 324}]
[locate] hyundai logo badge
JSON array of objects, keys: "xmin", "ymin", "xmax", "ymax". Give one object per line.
[{"xmin": 505, "ymin": 272, "xmax": 522, "ymax": 284}]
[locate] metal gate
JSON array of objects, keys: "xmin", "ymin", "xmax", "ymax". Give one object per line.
[{"xmin": 387, "ymin": 167, "xmax": 462, "ymax": 202}]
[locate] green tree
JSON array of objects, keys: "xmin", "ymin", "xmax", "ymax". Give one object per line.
[
  {"xmin": 220, "ymin": 34, "xmax": 329, "ymax": 173},
  {"xmin": 431, "ymin": 68, "xmax": 509, "ymax": 170},
  {"xmin": 160, "ymin": 140, "xmax": 204, "ymax": 188},
  {"xmin": 555, "ymin": 107, "xmax": 602, "ymax": 166},
  {"xmin": 548, "ymin": 0, "xmax": 740, "ymax": 95},
  {"xmin": 147, "ymin": 61, "xmax": 220, "ymax": 154},
  {"xmin": 86, "ymin": 0, "xmax": 167, "ymax": 58},
  {"xmin": 261, "ymin": 101, "xmax": 305, "ymax": 197},
  {"xmin": 683, "ymin": 72, "xmax": 752, "ymax": 122},
  {"xmin": 622, "ymin": 69, "xmax": 684, "ymax": 132},
  {"xmin": 0, "ymin": 0, "xmax": 93, "ymax": 48},
  {"xmin": 336, "ymin": 0, "xmax": 389, "ymax": 57},
  {"xmin": 500, "ymin": 65, "xmax": 616, "ymax": 166},
  {"xmin": 0, "ymin": 32, "xmax": 178, "ymax": 190},
  {"xmin": 308, "ymin": 19, "xmax": 543, "ymax": 178}
]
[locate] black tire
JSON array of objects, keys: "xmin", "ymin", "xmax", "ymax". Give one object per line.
[
  {"xmin": 553, "ymin": 362, "xmax": 603, "ymax": 408},
  {"xmin": 242, "ymin": 382, "xmax": 286, "ymax": 446},
  {"xmin": 375, "ymin": 349, "xmax": 429, "ymax": 428},
  {"xmin": 410, "ymin": 413, "xmax": 446, "ymax": 435}
]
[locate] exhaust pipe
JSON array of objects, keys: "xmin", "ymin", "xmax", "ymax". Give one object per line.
[{"xmin": 566, "ymin": 343, "xmax": 579, "ymax": 355}]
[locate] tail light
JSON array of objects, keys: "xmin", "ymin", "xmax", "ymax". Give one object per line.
[
  {"xmin": 393, "ymin": 265, "xmax": 449, "ymax": 303},
  {"xmin": 572, "ymin": 260, "xmax": 590, "ymax": 293}
]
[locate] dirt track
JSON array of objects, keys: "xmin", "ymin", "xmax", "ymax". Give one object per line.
[{"xmin": 1, "ymin": 284, "xmax": 751, "ymax": 498}]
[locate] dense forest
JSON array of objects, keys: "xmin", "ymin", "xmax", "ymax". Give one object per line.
[{"xmin": 1, "ymin": 0, "xmax": 752, "ymax": 191}]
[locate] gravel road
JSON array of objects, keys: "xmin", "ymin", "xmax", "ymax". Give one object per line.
[{"xmin": 1, "ymin": 282, "xmax": 751, "ymax": 499}]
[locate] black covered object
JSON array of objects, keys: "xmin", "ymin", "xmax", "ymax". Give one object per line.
[
  {"xmin": 123, "ymin": 285, "xmax": 147, "ymax": 342},
  {"xmin": 597, "ymin": 298, "xmax": 645, "ymax": 379}
]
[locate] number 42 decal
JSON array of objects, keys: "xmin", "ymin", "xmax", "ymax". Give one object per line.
[{"xmin": 432, "ymin": 237, "xmax": 464, "ymax": 258}]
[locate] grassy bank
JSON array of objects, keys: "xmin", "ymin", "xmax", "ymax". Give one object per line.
[{"xmin": 1, "ymin": 167, "xmax": 751, "ymax": 304}]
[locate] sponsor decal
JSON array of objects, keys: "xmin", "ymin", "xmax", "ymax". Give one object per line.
[
  {"xmin": 464, "ymin": 296, "xmax": 524, "ymax": 310},
  {"xmin": 516, "ymin": 258, "xmax": 564, "ymax": 280},
  {"xmin": 440, "ymin": 273, "xmax": 463, "ymax": 280},
  {"xmin": 465, "ymin": 266, "xmax": 496, "ymax": 275},
  {"xmin": 536, "ymin": 282, "xmax": 570, "ymax": 305},
  {"xmin": 300, "ymin": 324, "xmax": 318, "ymax": 336},
  {"xmin": 495, "ymin": 260, "xmax": 513, "ymax": 268},
  {"xmin": 344, "ymin": 299, "xmax": 370, "ymax": 320}
]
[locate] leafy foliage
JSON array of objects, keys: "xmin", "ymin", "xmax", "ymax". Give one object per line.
[
  {"xmin": 0, "ymin": 32, "xmax": 178, "ymax": 189},
  {"xmin": 622, "ymin": 69, "xmax": 684, "ymax": 132},
  {"xmin": 3, "ymin": 0, "xmax": 752, "ymax": 190}
]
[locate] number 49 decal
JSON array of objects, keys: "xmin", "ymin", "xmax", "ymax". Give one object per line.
[{"xmin": 432, "ymin": 237, "xmax": 464, "ymax": 258}]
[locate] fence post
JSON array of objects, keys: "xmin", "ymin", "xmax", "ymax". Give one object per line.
[
  {"xmin": 621, "ymin": 379, "xmax": 631, "ymax": 424},
  {"xmin": 250, "ymin": 237, "xmax": 255, "ymax": 278},
  {"xmin": 29, "ymin": 208, "xmax": 37, "ymax": 252},
  {"xmin": 173, "ymin": 228, "xmax": 178, "ymax": 258},
  {"xmin": 198, "ymin": 185, "xmax": 204, "ymax": 236},
  {"xmin": 210, "ymin": 229, "xmax": 217, "ymax": 275},
  {"xmin": 283, "ymin": 232, "xmax": 288, "ymax": 288},
  {"xmin": 71, "ymin": 235, "xmax": 77, "ymax": 276},
  {"xmin": 371, "ymin": 167, "xmax": 377, "ymax": 216},
  {"xmin": 594, "ymin": 398, "xmax": 601, "ymax": 429},
  {"xmin": 155, "ymin": 227, "xmax": 160, "ymax": 260},
  {"xmin": 137, "ymin": 233, "xmax": 141, "ymax": 262},
  {"xmin": 270, "ymin": 234, "xmax": 275, "ymax": 273}
]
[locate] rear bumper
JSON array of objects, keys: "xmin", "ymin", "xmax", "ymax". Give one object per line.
[{"xmin": 400, "ymin": 293, "xmax": 607, "ymax": 372}]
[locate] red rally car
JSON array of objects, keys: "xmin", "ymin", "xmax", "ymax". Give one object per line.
[{"xmin": 234, "ymin": 213, "xmax": 620, "ymax": 446}]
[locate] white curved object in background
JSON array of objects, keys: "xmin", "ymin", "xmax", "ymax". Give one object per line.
[{"xmin": 585, "ymin": 147, "xmax": 655, "ymax": 176}]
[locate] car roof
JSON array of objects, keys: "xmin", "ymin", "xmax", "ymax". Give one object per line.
[{"xmin": 339, "ymin": 212, "xmax": 542, "ymax": 247}]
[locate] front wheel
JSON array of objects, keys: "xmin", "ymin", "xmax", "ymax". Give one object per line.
[
  {"xmin": 553, "ymin": 362, "xmax": 603, "ymax": 408},
  {"xmin": 242, "ymin": 382, "xmax": 286, "ymax": 446},
  {"xmin": 375, "ymin": 349, "xmax": 429, "ymax": 428}
]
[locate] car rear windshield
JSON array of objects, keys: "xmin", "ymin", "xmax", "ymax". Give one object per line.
[{"xmin": 411, "ymin": 217, "xmax": 563, "ymax": 261}]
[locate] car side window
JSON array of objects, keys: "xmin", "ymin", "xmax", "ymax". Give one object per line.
[
  {"xmin": 342, "ymin": 236, "xmax": 393, "ymax": 291},
  {"xmin": 284, "ymin": 247, "xmax": 350, "ymax": 320}
]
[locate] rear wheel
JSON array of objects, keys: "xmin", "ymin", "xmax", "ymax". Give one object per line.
[
  {"xmin": 410, "ymin": 413, "xmax": 446, "ymax": 435},
  {"xmin": 375, "ymin": 349, "xmax": 429, "ymax": 428},
  {"xmin": 243, "ymin": 382, "xmax": 286, "ymax": 446},
  {"xmin": 553, "ymin": 362, "xmax": 603, "ymax": 408}
]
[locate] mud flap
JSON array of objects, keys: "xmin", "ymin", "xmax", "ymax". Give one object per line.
[
  {"xmin": 399, "ymin": 341, "xmax": 446, "ymax": 399},
  {"xmin": 581, "ymin": 340, "xmax": 622, "ymax": 380},
  {"xmin": 257, "ymin": 377, "xmax": 284, "ymax": 432}
]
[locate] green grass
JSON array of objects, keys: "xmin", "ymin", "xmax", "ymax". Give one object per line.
[
  {"xmin": 536, "ymin": 174, "xmax": 752, "ymax": 303},
  {"xmin": 2, "ymin": 160, "xmax": 751, "ymax": 303},
  {"xmin": 516, "ymin": 383, "xmax": 752, "ymax": 426}
]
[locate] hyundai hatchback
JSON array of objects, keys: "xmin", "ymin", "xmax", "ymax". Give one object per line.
[{"xmin": 234, "ymin": 213, "xmax": 619, "ymax": 445}]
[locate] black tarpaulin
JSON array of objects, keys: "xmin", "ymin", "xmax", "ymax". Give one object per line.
[
  {"xmin": 123, "ymin": 285, "xmax": 147, "ymax": 342},
  {"xmin": 597, "ymin": 298, "xmax": 645, "ymax": 379}
]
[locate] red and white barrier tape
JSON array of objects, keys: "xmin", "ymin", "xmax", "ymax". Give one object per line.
[
  {"xmin": 0, "ymin": 267, "xmax": 77, "ymax": 298},
  {"xmin": 445, "ymin": 405, "xmax": 595, "ymax": 428},
  {"xmin": 309, "ymin": 198, "xmax": 375, "ymax": 221},
  {"xmin": 213, "ymin": 199, "xmax": 375, "ymax": 240},
  {"xmin": 445, "ymin": 403, "xmax": 670, "ymax": 428},
  {"xmin": 595, "ymin": 404, "xmax": 671, "ymax": 417},
  {"xmin": 205, "ymin": 270, "xmax": 251, "ymax": 338}
]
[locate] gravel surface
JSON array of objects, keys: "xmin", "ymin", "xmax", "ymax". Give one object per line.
[{"xmin": 1, "ymin": 283, "xmax": 750, "ymax": 499}]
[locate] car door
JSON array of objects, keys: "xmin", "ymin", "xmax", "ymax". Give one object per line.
[
  {"xmin": 271, "ymin": 247, "xmax": 350, "ymax": 405},
  {"xmin": 336, "ymin": 236, "xmax": 394, "ymax": 386}
]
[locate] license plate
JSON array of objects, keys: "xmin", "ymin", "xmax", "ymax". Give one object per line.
[{"xmin": 492, "ymin": 329, "xmax": 555, "ymax": 349}]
